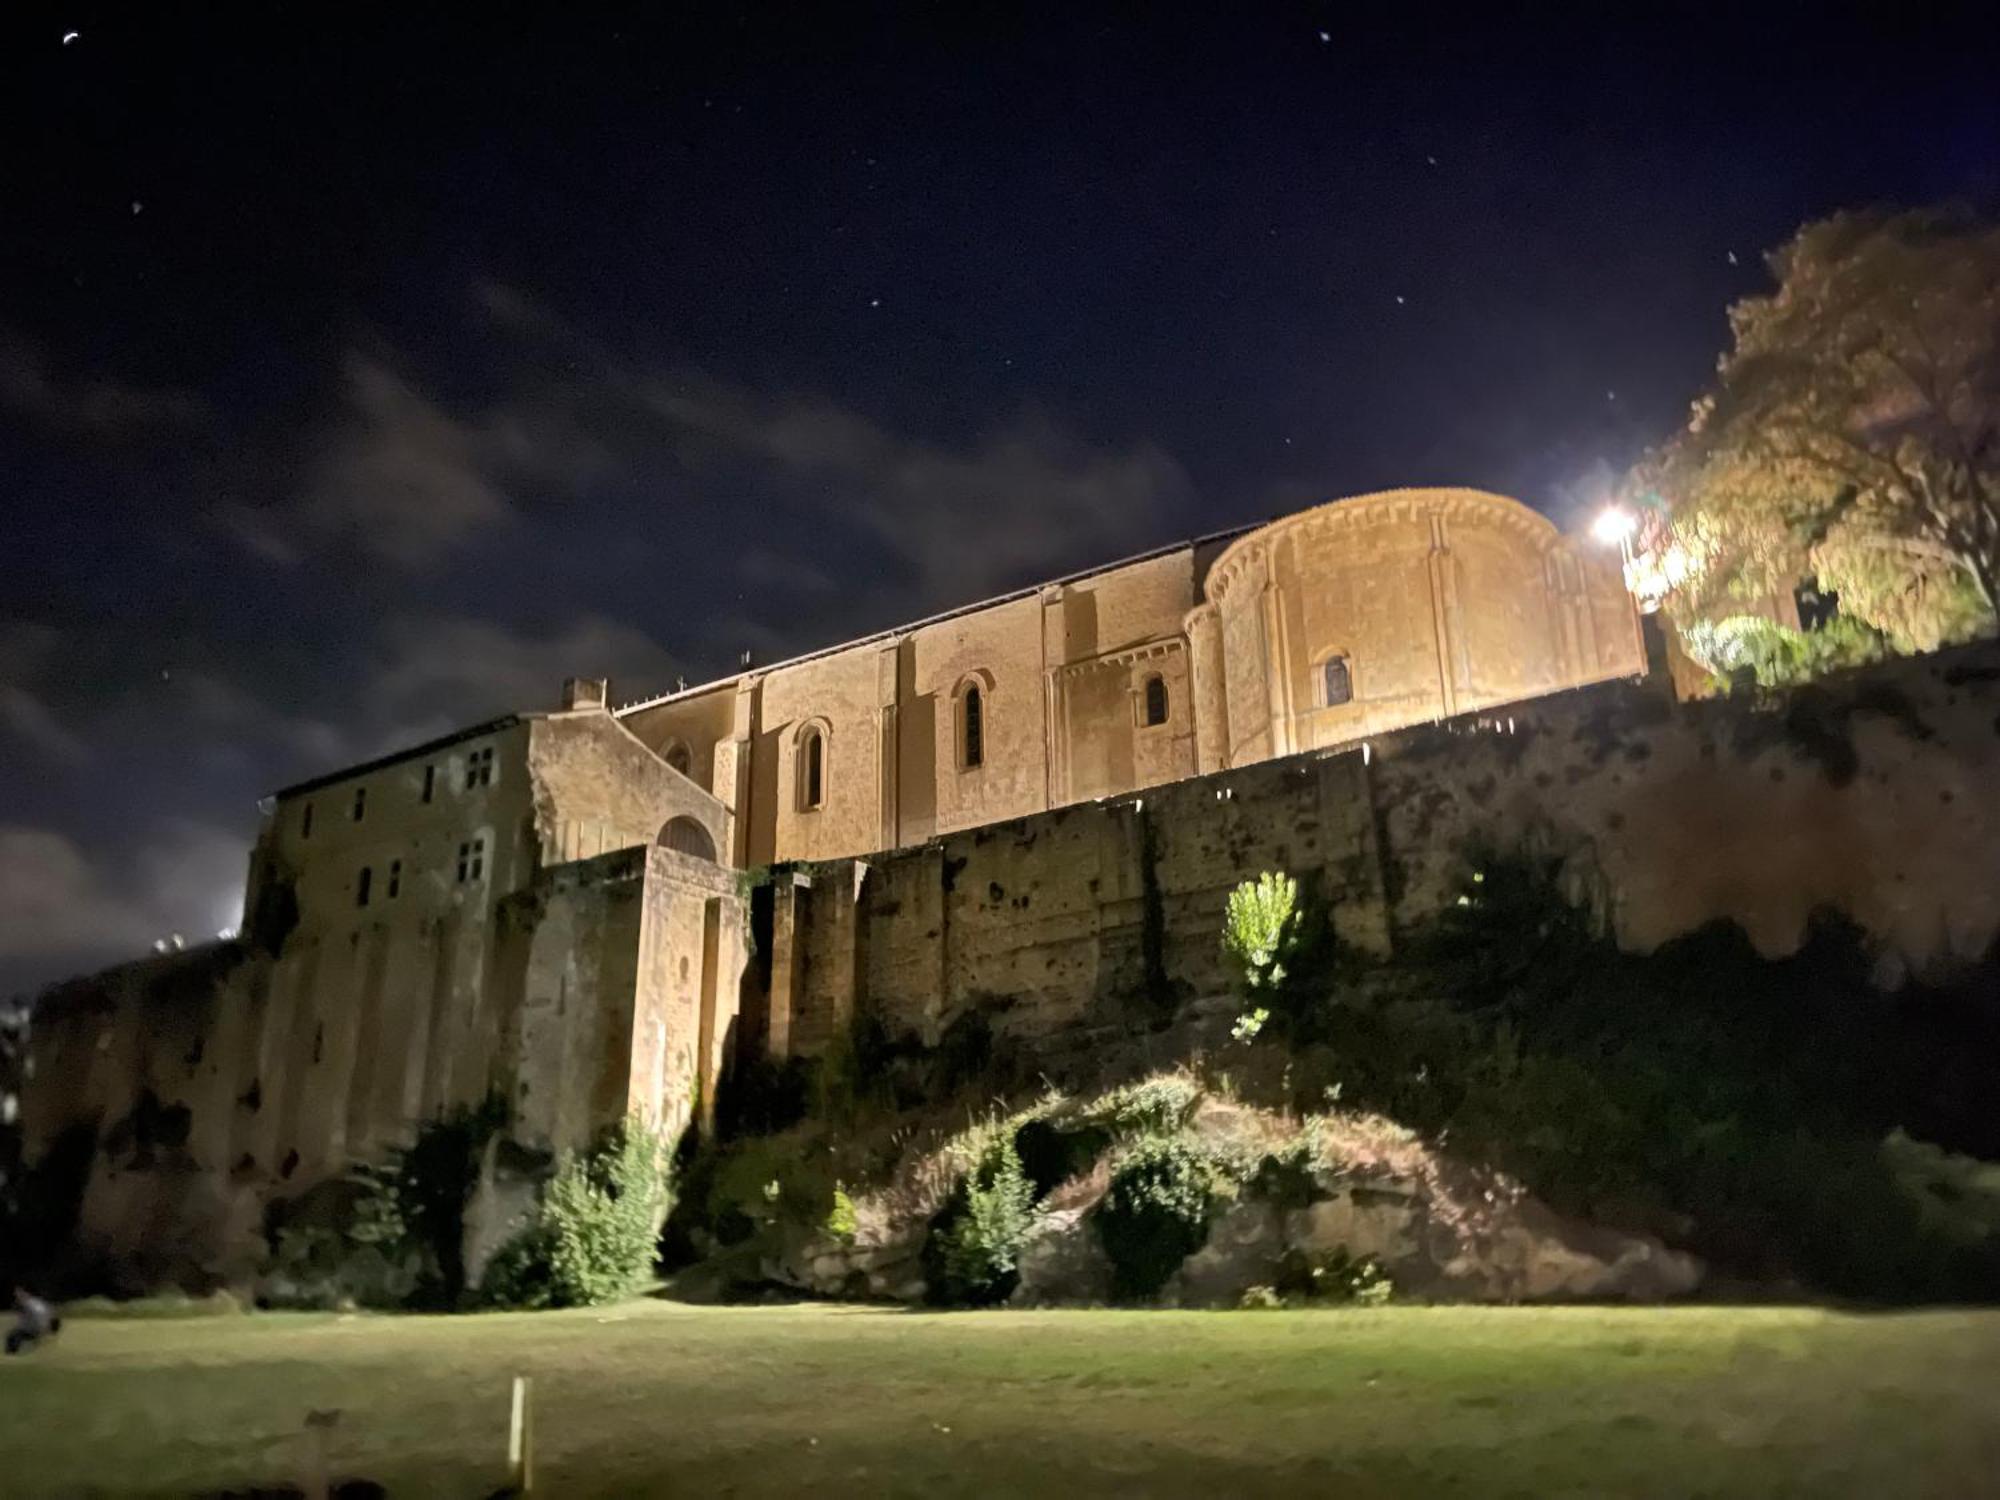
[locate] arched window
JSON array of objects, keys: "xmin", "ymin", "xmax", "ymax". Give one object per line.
[
  {"xmin": 961, "ymin": 685, "xmax": 984, "ymax": 769},
  {"xmin": 659, "ymin": 816, "xmax": 717, "ymax": 861},
  {"xmin": 1321, "ymin": 654, "xmax": 1353, "ymax": 707},
  {"xmin": 1142, "ymin": 673, "xmax": 1169, "ymax": 727},
  {"xmin": 664, "ymin": 740, "xmax": 692, "ymax": 778},
  {"xmin": 797, "ymin": 724, "xmax": 825, "ymax": 811}
]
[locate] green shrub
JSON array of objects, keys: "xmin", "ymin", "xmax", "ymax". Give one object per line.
[
  {"xmin": 935, "ymin": 1136, "xmax": 1037, "ymax": 1305},
  {"xmin": 826, "ymin": 1186, "xmax": 859, "ymax": 1242},
  {"xmin": 481, "ymin": 1119, "xmax": 673, "ymax": 1309},
  {"xmin": 1095, "ymin": 1136, "xmax": 1225, "ymax": 1300},
  {"xmin": 1223, "ymin": 872, "xmax": 1300, "ymax": 994}
]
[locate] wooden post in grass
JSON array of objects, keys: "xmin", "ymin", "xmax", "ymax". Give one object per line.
[
  {"xmin": 303, "ymin": 1408, "xmax": 341, "ymax": 1500},
  {"xmin": 509, "ymin": 1374, "xmax": 535, "ymax": 1493}
]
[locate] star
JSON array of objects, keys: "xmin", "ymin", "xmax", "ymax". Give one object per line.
[
  {"xmin": 869, "ymin": 297, "xmax": 881, "ymax": 308},
  {"xmin": 1317, "ymin": 30, "xmax": 1331, "ymax": 43},
  {"xmin": 1726, "ymin": 250, "xmax": 1739, "ymax": 265},
  {"xmin": 1394, "ymin": 294, "xmax": 1406, "ymax": 306}
]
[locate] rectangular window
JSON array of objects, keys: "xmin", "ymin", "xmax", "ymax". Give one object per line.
[
  {"xmin": 457, "ymin": 837, "xmax": 486, "ymax": 883},
  {"xmin": 352, "ymin": 786, "xmax": 367, "ymax": 822},
  {"xmin": 301, "ymin": 802, "xmax": 314, "ymax": 839},
  {"xmin": 1322, "ymin": 656, "xmax": 1353, "ymax": 707},
  {"xmin": 465, "ymin": 746, "xmax": 495, "ymax": 790},
  {"xmin": 422, "ymin": 765, "xmax": 436, "ymax": 804},
  {"xmin": 962, "ymin": 687, "xmax": 984, "ymax": 769},
  {"xmin": 355, "ymin": 866, "xmax": 373, "ymax": 907},
  {"xmin": 387, "ymin": 859, "xmax": 402, "ymax": 899}
]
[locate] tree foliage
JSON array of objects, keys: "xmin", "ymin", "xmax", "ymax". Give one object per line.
[{"xmin": 1640, "ymin": 205, "xmax": 2000, "ymax": 655}]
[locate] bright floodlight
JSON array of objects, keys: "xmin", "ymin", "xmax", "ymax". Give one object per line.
[{"xmin": 1591, "ymin": 506, "xmax": 1637, "ymax": 546}]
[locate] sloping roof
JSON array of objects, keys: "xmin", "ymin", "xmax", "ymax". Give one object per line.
[
  {"xmin": 612, "ymin": 519, "xmax": 1262, "ymax": 717},
  {"xmin": 271, "ymin": 715, "xmax": 522, "ymax": 801}
]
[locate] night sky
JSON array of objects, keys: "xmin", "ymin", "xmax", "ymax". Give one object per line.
[{"xmin": 4, "ymin": 3, "xmax": 1996, "ymax": 993}]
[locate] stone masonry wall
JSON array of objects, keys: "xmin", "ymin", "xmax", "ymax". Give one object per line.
[
  {"xmin": 773, "ymin": 638, "xmax": 2000, "ymax": 1056},
  {"xmin": 779, "ymin": 748, "xmax": 1389, "ymax": 1052}
]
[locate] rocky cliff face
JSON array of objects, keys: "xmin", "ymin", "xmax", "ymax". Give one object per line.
[{"xmin": 738, "ymin": 1088, "xmax": 1701, "ymax": 1309}]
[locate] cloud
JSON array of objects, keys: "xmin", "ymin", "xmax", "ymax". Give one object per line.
[
  {"xmin": 0, "ymin": 827, "xmax": 159, "ymax": 962},
  {"xmin": 644, "ymin": 379, "xmax": 1200, "ymax": 637},
  {"xmin": 363, "ymin": 613, "xmax": 683, "ymax": 744},
  {"xmin": 0, "ymin": 624, "xmax": 89, "ymax": 765},
  {"xmin": 0, "ymin": 327, "xmax": 208, "ymax": 439},
  {"xmin": 229, "ymin": 352, "xmax": 519, "ymax": 570},
  {"xmin": 0, "ymin": 820, "xmax": 250, "ymax": 981},
  {"xmin": 0, "ymin": 687, "xmax": 89, "ymax": 766},
  {"xmin": 459, "ymin": 283, "xmax": 1202, "ymax": 610}
]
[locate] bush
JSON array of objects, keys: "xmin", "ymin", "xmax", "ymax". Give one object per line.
[
  {"xmin": 1095, "ymin": 1136, "xmax": 1225, "ymax": 1300},
  {"xmin": 934, "ymin": 1136, "xmax": 1037, "ymax": 1306},
  {"xmin": 480, "ymin": 1119, "xmax": 674, "ymax": 1309}
]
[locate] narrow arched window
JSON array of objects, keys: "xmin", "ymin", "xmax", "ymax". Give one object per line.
[
  {"xmin": 355, "ymin": 866, "xmax": 373, "ymax": 908},
  {"xmin": 1322, "ymin": 655, "xmax": 1353, "ymax": 707},
  {"xmin": 1142, "ymin": 674, "xmax": 1168, "ymax": 727},
  {"xmin": 962, "ymin": 685, "xmax": 984, "ymax": 769},
  {"xmin": 799, "ymin": 726, "xmax": 825, "ymax": 811},
  {"xmin": 665, "ymin": 741, "xmax": 692, "ymax": 777}
]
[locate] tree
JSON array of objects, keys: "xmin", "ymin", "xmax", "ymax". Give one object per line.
[{"xmin": 1640, "ymin": 205, "xmax": 2000, "ymax": 654}]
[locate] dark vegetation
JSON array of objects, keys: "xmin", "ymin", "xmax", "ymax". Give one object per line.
[{"xmin": 1249, "ymin": 851, "xmax": 2000, "ymax": 1301}]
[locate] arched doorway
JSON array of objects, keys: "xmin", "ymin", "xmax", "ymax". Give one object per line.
[{"xmin": 658, "ymin": 815, "xmax": 717, "ymax": 861}]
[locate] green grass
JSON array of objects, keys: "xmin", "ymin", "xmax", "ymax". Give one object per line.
[{"xmin": 3, "ymin": 1302, "xmax": 1999, "ymax": 1497}]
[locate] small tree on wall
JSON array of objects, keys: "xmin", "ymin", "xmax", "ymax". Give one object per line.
[{"xmin": 1223, "ymin": 872, "xmax": 1300, "ymax": 996}]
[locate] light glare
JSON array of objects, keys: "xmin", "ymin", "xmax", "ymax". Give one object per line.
[{"xmin": 1591, "ymin": 506, "xmax": 1637, "ymax": 545}]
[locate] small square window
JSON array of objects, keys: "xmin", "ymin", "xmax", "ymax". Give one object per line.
[
  {"xmin": 465, "ymin": 747, "xmax": 495, "ymax": 790},
  {"xmin": 352, "ymin": 786, "xmax": 367, "ymax": 822},
  {"xmin": 456, "ymin": 837, "xmax": 486, "ymax": 883}
]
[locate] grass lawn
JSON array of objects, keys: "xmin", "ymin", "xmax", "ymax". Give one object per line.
[{"xmin": 2, "ymin": 1301, "xmax": 1997, "ymax": 1497}]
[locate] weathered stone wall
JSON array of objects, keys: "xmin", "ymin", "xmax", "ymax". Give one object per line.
[
  {"xmin": 1371, "ymin": 638, "xmax": 2000, "ymax": 973},
  {"xmin": 778, "ymin": 748, "xmax": 1390, "ymax": 1052},
  {"xmin": 20, "ymin": 842, "xmax": 746, "ymax": 1290},
  {"xmin": 770, "ymin": 638, "xmax": 2000, "ymax": 1057}
]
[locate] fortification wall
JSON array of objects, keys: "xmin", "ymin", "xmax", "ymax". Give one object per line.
[
  {"xmin": 772, "ymin": 638, "xmax": 2000, "ymax": 1057},
  {"xmin": 20, "ymin": 846, "xmax": 744, "ymax": 1291},
  {"xmin": 1371, "ymin": 639, "xmax": 2000, "ymax": 970}
]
